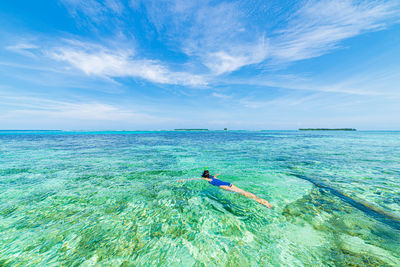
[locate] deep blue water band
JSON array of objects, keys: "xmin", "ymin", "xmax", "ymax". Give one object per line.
[{"xmin": 290, "ymin": 173, "xmax": 400, "ymax": 231}]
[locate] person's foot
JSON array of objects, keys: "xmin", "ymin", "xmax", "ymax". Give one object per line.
[
  {"xmin": 265, "ymin": 202, "xmax": 273, "ymax": 209},
  {"xmin": 256, "ymin": 198, "xmax": 273, "ymax": 208}
]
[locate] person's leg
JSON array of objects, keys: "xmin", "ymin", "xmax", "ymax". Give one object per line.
[{"xmin": 219, "ymin": 184, "xmax": 272, "ymax": 208}]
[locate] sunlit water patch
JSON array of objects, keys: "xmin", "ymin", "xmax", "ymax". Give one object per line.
[{"xmin": 0, "ymin": 131, "xmax": 399, "ymax": 266}]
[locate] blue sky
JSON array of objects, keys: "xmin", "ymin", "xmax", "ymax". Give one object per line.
[{"xmin": 0, "ymin": 0, "xmax": 400, "ymax": 130}]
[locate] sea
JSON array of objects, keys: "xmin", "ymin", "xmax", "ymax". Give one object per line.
[{"xmin": 0, "ymin": 130, "xmax": 399, "ymax": 266}]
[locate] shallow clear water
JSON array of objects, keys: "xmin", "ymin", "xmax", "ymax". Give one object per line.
[{"xmin": 0, "ymin": 130, "xmax": 399, "ymax": 266}]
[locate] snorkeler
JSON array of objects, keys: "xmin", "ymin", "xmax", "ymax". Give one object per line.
[{"xmin": 179, "ymin": 170, "xmax": 273, "ymax": 208}]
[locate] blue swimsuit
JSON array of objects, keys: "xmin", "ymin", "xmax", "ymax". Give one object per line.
[{"xmin": 208, "ymin": 176, "xmax": 232, "ymax": 187}]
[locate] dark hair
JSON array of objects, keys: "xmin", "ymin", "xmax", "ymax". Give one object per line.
[{"xmin": 202, "ymin": 170, "xmax": 210, "ymax": 178}]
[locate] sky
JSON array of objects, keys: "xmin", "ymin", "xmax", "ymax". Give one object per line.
[{"xmin": 0, "ymin": 0, "xmax": 400, "ymax": 130}]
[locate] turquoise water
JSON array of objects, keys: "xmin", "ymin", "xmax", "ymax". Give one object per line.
[{"xmin": 0, "ymin": 131, "xmax": 399, "ymax": 266}]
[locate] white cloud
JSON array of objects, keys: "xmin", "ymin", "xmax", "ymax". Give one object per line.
[
  {"xmin": 239, "ymin": 93, "xmax": 324, "ymax": 109},
  {"xmin": 203, "ymin": 39, "xmax": 268, "ymax": 75},
  {"xmin": 6, "ymin": 0, "xmax": 400, "ymax": 89},
  {"xmin": 226, "ymin": 65, "xmax": 400, "ymax": 97},
  {"xmin": 105, "ymin": 0, "xmax": 124, "ymax": 15},
  {"xmin": 183, "ymin": 1, "xmax": 268, "ymax": 75},
  {"xmin": 21, "ymin": 103, "xmax": 134, "ymax": 121},
  {"xmin": 61, "ymin": 0, "xmax": 102, "ymax": 17},
  {"xmin": 135, "ymin": 0, "xmax": 399, "ymax": 75},
  {"xmin": 60, "ymin": 0, "xmax": 119, "ymax": 22},
  {"xmin": 0, "ymin": 95, "xmax": 163, "ymax": 123},
  {"xmin": 131, "ymin": 0, "xmax": 267, "ymax": 75},
  {"xmin": 212, "ymin": 92, "xmax": 231, "ymax": 99},
  {"xmin": 6, "ymin": 43, "xmax": 39, "ymax": 57},
  {"xmin": 49, "ymin": 40, "xmax": 207, "ymax": 86},
  {"xmin": 270, "ymin": 0, "xmax": 400, "ymax": 62},
  {"xmin": 58, "ymin": 0, "xmax": 400, "ymax": 77}
]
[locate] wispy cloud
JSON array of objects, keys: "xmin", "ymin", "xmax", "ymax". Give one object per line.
[
  {"xmin": 125, "ymin": 0, "xmax": 269, "ymax": 75},
  {"xmin": 203, "ymin": 39, "xmax": 268, "ymax": 75},
  {"xmin": 4, "ymin": 38, "xmax": 207, "ymax": 87},
  {"xmin": 181, "ymin": 1, "xmax": 269, "ymax": 75},
  {"xmin": 60, "ymin": 0, "xmax": 124, "ymax": 23},
  {"xmin": 238, "ymin": 93, "xmax": 325, "ymax": 109},
  {"xmin": 105, "ymin": 0, "xmax": 124, "ymax": 15},
  {"xmin": 4, "ymin": 1, "xmax": 400, "ymax": 92},
  {"xmin": 0, "ymin": 95, "xmax": 167, "ymax": 124},
  {"xmin": 49, "ymin": 40, "xmax": 207, "ymax": 86},
  {"xmin": 6, "ymin": 42, "xmax": 39, "ymax": 57},
  {"xmin": 131, "ymin": 0, "xmax": 400, "ymax": 75},
  {"xmin": 212, "ymin": 92, "xmax": 231, "ymax": 99},
  {"xmin": 270, "ymin": 0, "xmax": 400, "ymax": 63},
  {"xmin": 26, "ymin": 0, "xmax": 400, "ymax": 79},
  {"xmin": 225, "ymin": 66, "xmax": 400, "ymax": 97},
  {"xmin": 2, "ymin": 0, "xmax": 400, "ymax": 130}
]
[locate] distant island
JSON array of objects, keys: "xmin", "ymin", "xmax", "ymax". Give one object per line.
[
  {"xmin": 174, "ymin": 129, "xmax": 209, "ymax": 131},
  {"xmin": 299, "ymin": 128, "xmax": 356, "ymax": 131}
]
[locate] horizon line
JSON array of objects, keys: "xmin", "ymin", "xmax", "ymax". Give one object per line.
[{"xmin": 1, "ymin": 129, "xmax": 400, "ymax": 132}]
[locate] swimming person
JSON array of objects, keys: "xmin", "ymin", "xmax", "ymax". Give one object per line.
[{"xmin": 179, "ymin": 170, "xmax": 273, "ymax": 208}]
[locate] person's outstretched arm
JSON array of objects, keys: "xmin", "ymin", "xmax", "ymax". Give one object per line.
[{"xmin": 214, "ymin": 173, "xmax": 221, "ymax": 177}]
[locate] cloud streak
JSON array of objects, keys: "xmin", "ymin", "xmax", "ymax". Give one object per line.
[
  {"xmin": 60, "ymin": 0, "xmax": 124, "ymax": 23},
  {"xmin": 0, "ymin": 95, "xmax": 167, "ymax": 124},
  {"xmin": 6, "ymin": 42, "xmax": 39, "ymax": 57},
  {"xmin": 11, "ymin": 0, "xmax": 400, "ymax": 81},
  {"xmin": 4, "ymin": 0, "xmax": 400, "ymax": 97},
  {"xmin": 137, "ymin": 0, "xmax": 400, "ymax": 74},
  {"xmin": 270, "ymin": 0, "xmax": 400, "ymax": 63},
  {"xmin": 44, "ymin": 40, "xmax": 207, "ymax": 86},
  {"xmin": 51, "ymin": 47, "xmax": 206, "ymax": 86}
]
